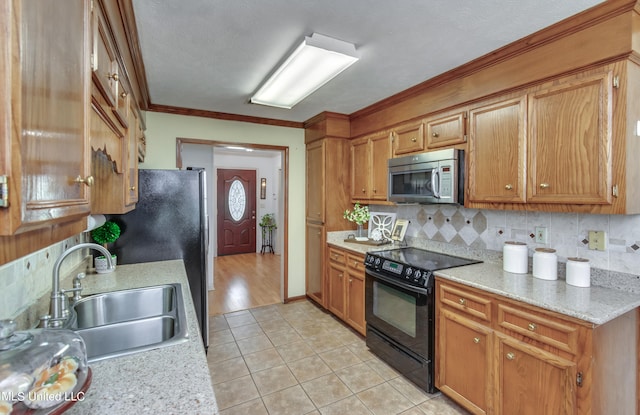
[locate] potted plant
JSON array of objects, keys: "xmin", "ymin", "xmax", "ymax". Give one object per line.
[
  {"xmin": 90, "ymin": 220, "xmax": 121, "ymax": 273},
  {"xmin": 343, "ymin": 202, "xmax": 370, "ymax": 240},
  {"xmin": 259, "ymin": 213, "xmax": 277, "ymax": 229}
]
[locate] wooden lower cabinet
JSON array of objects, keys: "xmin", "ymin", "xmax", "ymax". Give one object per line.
[
  {"xmin": 327, "ymin": 246, "xmax": 366, "ymax": 335},
  {"xmin": 436, "ymin": 278, "xmax": 638, "ymax": 415},
  {"xmin": 496, "ymin": 333, "xmax": 575, "ymax": 415},
  {"xmin": 438, "ymin": 308, "xmax": 492, "ymax": 414}
]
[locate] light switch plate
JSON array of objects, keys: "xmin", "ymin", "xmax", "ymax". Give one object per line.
[{"xmin": 588, "ymin": 230, "xmax": 606, "ymax": 251}]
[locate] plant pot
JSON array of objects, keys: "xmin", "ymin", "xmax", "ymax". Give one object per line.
[
  {"xmin": 355, "ymin": 224, "xmax": 368, "ymax": 241},
  {"xmin": 95, "ymin": 254, "xmax": 117, "ymax": 274}
]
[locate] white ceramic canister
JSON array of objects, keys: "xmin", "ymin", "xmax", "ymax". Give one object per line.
[
  {"xmin": 532, "ymin": 248, "xmax": 558, "ymax": 280},
  {"xmin": 503, "ymin": 241, "xmax": 528, "ymax": 274},
  {"xmin": 566, "ymin": 257, "xmax": 590, "ymax": 287}
]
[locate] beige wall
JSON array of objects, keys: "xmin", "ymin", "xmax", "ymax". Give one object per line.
[{"xmin": 141, "ymin": 111, "xmax": 306, "ymax": 298}]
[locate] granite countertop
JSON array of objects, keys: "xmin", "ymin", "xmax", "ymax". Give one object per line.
[
  {"xmin": 327, "ymin": 233, "xmax": 640, "ymax": 326},
  {"xmin": 65, "ymin": 260, "xmax": 218, "ymax": 415}
]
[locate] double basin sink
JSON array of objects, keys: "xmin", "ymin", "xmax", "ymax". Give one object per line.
[{"xmin": 69, "ymin": 284, "xmax": 189, "ymax": 362}]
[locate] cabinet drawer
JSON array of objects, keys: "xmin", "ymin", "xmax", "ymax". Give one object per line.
[
  {"xmin": 439, "ymin": 283, "xmax": 491, "ymax": 323},
  {"xmin": 346, "ymin": 254, "xmax": 365, "ymax": 273},
  {"xmin": 497, "ymin": 304, "xmax": 578, "ymax": 354},
  {"xmin": 328, "ymin": 248, "xmax": 346, "ymax": 265}
]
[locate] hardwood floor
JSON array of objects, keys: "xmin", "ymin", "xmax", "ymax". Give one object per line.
[{"xmin": 208, "ymin": 252, "xmax": 281, "ymax": 315}]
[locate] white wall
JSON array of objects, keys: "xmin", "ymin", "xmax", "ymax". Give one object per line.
[{"xmin": 140, "ymin": 111, "xmax": 306, "ymax": 298}]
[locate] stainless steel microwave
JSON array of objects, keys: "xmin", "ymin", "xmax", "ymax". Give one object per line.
[{"xmin": 388, "ymin": 148, "xmax": 464, "ymax": 204}]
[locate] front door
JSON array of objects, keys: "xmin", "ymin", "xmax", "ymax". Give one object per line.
[{"xmin": 217, "ymin": 169, "xmax": 257, "ymax": 256}]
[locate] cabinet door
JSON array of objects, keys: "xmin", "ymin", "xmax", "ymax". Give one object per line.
[
  {"xmin": 126, "ymin": 104, "xmax": 140, "ymax": 206},
  {"xmin": 350, "ymin": 137, "xmax": 370, "ymax": 200},
  {"xmin": 92, "ymin": 2, "xmax": 118, "ymax": 108},
  {"xmin": 527, "ymin": 71, "xmax": 612, "ymax": 204},
  {"xmin": 426, "ymin": 111, "xmax": 467, "ymax": 149},
  {"xmin": 346, "ymin": 254, "xmax": 366, "ymax": 334},
  {"xmin": 305, "ymin": 222, "xmax": 325, "ymax": 306},
  {"xmin": 1, "ymin": 0, "xmax": 90, "ymax": 235},
  {"xmin": 369, "ymin": 132, "xmax": 391, "ymax": 201},
  {"xmin": 392, "ymin": 122, "xmax": 425, "ymax": 156},
  {"xmin": 468, "ymin": 96, "xmax": 527, "ymax": 203},
  {"xmin": 496, "ymin": 334, "xmax": 576, "ymax": 415},
  {"xmin": 306, "ymin": 141, "xmax": 324, "ymax": 222},
  {"xmin": 328, "ymin": 261, "xmax": 346, "ymax": 319},
  {"xmin": 437, "ymin": 309, "xmax": 492, "ymax": 415}
]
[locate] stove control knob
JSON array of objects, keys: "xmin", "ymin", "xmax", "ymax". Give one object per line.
[
  {"xmin": 375, "ymin": 258, "xmax": 381, "ymax": 266},
  {"xmin": 413, "ymin": 270, "xmax": 422, "ymax": 282},
  {"xmin": 406, "ymin": 267, "xmax": 413, "ymax": 277}
]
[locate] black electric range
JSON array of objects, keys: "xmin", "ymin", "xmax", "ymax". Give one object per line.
[{"xmin": 364, "ymin": 247, "xmax": 482, "ymax": 291}]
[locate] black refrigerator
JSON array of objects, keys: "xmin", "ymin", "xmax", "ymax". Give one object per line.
[{"xmin": 107, "ymin": 169, "xmax": 209, "ymax": 348}]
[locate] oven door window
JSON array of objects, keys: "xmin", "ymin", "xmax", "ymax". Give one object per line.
[{"xmin": 373, "ymin": 281, "xmax": 417, "ymax": 337}]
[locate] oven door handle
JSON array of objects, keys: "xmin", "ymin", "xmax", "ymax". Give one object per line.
[{"xmin": 366, "ymin": 268, "xmax": 431, "ymax": 295}]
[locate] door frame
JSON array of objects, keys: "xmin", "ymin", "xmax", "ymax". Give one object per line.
[{"xmin": 176, "ymin": 137, "xmax": 290, "ymax": 302}]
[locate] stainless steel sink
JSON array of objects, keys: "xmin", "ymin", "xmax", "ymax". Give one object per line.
[
  {"xmin": 71, "ymin": 284, "xmax": 189, "ymax": 362},
  {"xmin": 74, "ymin": 284, "xmax": 177, "ymax": 328}
]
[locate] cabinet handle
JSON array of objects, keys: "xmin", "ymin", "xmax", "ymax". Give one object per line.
[
  {"xmin": 74, "ymin": 175, "xmax": 94, "ymax": 187},
  {"xmin": 505, "ymin": 184, "xmax": 513, "ymax": 190},
  {"xmin": 473, "ymin": 337, "xmax": 480, "ymax": 344},
  {"xmin": 540, "ymin": 183, "xmax": 550, "ymax": 189},
  {"xmin": 506, "ymin": 352, "xmax": 515, "ymax": 360},
  {"xmin": 432, "ymin": 132, "xmax": 439, "ymax": 137},
  {"xmin": 362, "ymin": 188, "xmax": 366, "ymax": 193},
  {"xmin": 372, "ymin": 188, "xmax": 377, "ymax": 193},
  {"xmin": 349, "ymin": 278, "xmax": 353, "ymax": 283},
  {"xmin": 528, "ymin": 323, "xmax": 537, "ymax": 332},
  {"xmin": 108, "ymin": 72, "xmax": 119, "ymax": 81},
  {"xmin": 129, "ymin": 186, "xmax": 136, "ymax": 191},
  {"xmin": 339, "ymin": 273, "xmax": 343, "ymax": 279},
  {"xmin": 411, "ymin": 137, "xmax": 417, "ymax": 142},
  {"xmin": 120, "ymin": 91, "xmax": 128, "ymax": 98},
  {"xmin": 458, "ymin": 298, "xmax": 466, "ymax": 306}
]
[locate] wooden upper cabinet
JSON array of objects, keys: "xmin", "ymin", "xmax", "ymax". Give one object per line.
[
  {"xmin": 0, "ymin": 0, "xmax": 91, "ymax": 236},
  {"xmin": 392, "ymin": 121, "xmax": 424, "ymax": 156},
  {"xmin": 527, "ymin": 70, "xmax": 612, "ymax": 205},
  {"xmin": 91, "ymin": 1, "xmax": 118, "ymax": 108},
  {"xmin": 425, "ymin": 110, "xmax": 467, "ymax": 149},
  {"xmin": 306, "ymin": 140, "xmax": 325, "ymax": 223},
  {"xmin": 351, "ymin": 130, "xmax": 391, "ymax": 202},
  {"xmin": 468, "ymin": 96, "xmax": 527, "ymax": 203},
  {"xmin": 126, "ymin": 104, "xmax": 140, "ymax": 206},
  {"xmin": 350, "ymin": 138, "xmax": 370, "ymax": 200}
]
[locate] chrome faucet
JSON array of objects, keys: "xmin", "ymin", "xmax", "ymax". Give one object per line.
[{"xmin": 45, "ymin": 242, "xmax": 115, "ymax": 328}]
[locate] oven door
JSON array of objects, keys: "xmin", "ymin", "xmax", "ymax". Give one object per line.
[{"xmin": 365, "ymin": 268, "xmax": 433, "ymax": 360}]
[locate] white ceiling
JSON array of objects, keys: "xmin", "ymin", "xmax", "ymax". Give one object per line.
[{"xmin": 132, "ymin": 0, "xmax": 604, "ymax": 124}]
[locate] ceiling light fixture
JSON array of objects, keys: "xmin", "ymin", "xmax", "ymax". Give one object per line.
[{"xmin": 250, "ymin": 33, "xmax": 359, "ymax": 109}]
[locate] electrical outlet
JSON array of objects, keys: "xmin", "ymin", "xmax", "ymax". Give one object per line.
[
  {"xmin": 535, "ymin": 227, "xmax": 548, "ymax": 244},
  {"xmin": 588, "ymin": 230, "xmax": 606, "ymax": 251}
]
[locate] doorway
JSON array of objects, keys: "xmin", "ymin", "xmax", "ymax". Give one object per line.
[
  {"xmin": 177, "ymin": 137, "xmax": 289, "ymax": 306},
  {"xmin": 217, "ymin": 168, "xmax": 257, "ymax": 256}
]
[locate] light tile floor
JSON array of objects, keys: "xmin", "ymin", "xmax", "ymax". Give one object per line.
[{"xmin": 208, "ymin": 300, "xmax": 470, "ymax": 415}]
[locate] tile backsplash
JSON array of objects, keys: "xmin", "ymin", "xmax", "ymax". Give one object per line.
[
  {"xmin": 0, "ymin": 233, "xmax": 90, "ymax": 324},
  {"xmin": 368, "ymin": 204, "xmax": 640, "ymax": 292}
]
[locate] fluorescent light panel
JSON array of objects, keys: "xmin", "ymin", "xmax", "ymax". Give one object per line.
[{"xmin": 251, "ymin": 33, "xmax": 359, "ymax": 109}]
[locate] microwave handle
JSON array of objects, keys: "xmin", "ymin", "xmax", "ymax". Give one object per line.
[{"xmin": 432, "ymin": 167, "xmax": 441, "ymax": 198}]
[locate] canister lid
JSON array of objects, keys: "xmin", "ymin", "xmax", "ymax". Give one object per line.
[
  {"xmin": 505, "ymin": 241, "xmax": 526, "ymax": 245},
  {"xmin": 534, "ymin": 248, "xmax": 556, "ymax": 253},
  {"xmin": 567, "ymin": 257, "xmax": 589, "ymax": 262}
]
